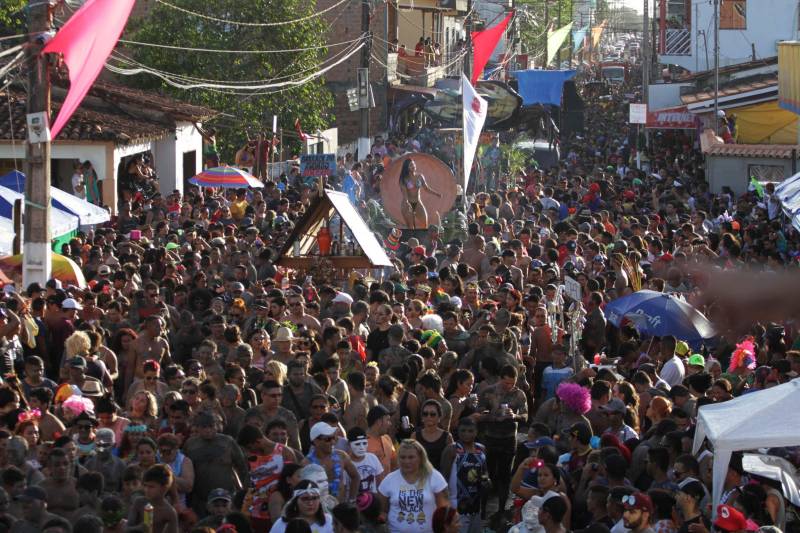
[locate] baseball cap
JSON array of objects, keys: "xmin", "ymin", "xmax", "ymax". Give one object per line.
[
  {"xmin": 68, "ymin": 356, "xmax": 87, "ymax": 369},
  {"xmin": 412, "ymin": 245, "xmax": 426, "ymax": 256},
  {"xmin": 16, "ymin": 486, "xmax": 47, "ymax": 502},
  {"xmin": 230, "ymin": 282, "xmax": 245, "ymax": 292},
  {"xmin": 622, "ymin": 492, "xmax": 653, "ymax": 514},
  {"xmin": 331, "ymin": 292, "xmax": 354, "ymax": 305},
  {"xmin": 310, "ymin": 421, "xmax": 337, "ymax": 441},
  {"xmin": 568, "ymin": 422, "xmax": 593, "ymax": 445},
  {"xmin": 207, "ymin": 488, "xmax": 232, "ymax": 503},
  {"xmin": 347, "ymin": 426, "xmax": 368, "ymax": 442},
  {"xmin": 714, "ymin": 504, "xmax": 747, "ymax": 532},
  {"xmin": 61, "ymin": 298, "xmax": 82, "ymax": 310},
  {"xmin": 97, "ymin": 265, "xmax": 111, "ymax": 276},
  {"xmin": 688, "ymin": 354, "xmax": 706, "ymax": 368},
  {"xmin": 601, "ymin": 398, "xmax": 627, "ymax": 415},
  {"xmin": 525, "ymin": 436, "xmax": 556, "ymax": 449},
  {"xmin": 676, "ymin": 478, "xmax": 706, "ymax": 501},
  {"xmin": 675, "ymin": 341, "xmax": 691, "ymax": 357}
]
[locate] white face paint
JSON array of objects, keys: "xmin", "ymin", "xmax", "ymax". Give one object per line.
[
  {"xmin": 300, "ymin": 465, "xmax": 330, "ymax": 497},
  {"xmin": 350, "ymin": 438, "xmax": 369, "ymax": 458}
]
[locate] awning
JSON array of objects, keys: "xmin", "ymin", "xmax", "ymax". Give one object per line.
[
  {"xmin": 728, "ymin": 100, "xmax": 798, "ymax": 144},
  {"xmin": 0, "ymin": 171, "xmax": 110, "ymax": 226},
  {"xmin": 0, "ymin": 185, "xmax": 79, "ymax": 238},
  {"xmin": 277, "ymin": 189, "xmax": 393, "ymax": 268},
  {"xmin": 778, "ymin": 41, "xmax": 800, "ymax": 115},
  {"xmin": 646, "ymin": 105, "xmax": 698, "ymax": 129}
]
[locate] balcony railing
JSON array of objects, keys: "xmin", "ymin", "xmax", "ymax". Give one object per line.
[{"xmin": 661, "ymin": 28, "xmax": 691, "ymax": 56}]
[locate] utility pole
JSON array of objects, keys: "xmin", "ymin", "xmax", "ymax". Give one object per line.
[
  {"xmin": 557, "ymin": 1, "xmax": 562, "ymax": 67},
  {"xmin": 24, "ymin": 0, "xmax": 53, "ymax": 285},
  {"xmin": 544, "ymin": 0, "xmax": 549, "ymax": 67},
  {"xmin": 358, "ymin": 0, "xmax": 371, "ymax": 161},
  {"xmin": 464, "ymin": 0, "xmax": 472, "ymax": 80},
  {"xmin": 713, "ymin": 0, "xmax": 720, "ymax": 133},
  {"xmin": 641, "ymin": 0, "xmax": 649, "ymax": 105}
]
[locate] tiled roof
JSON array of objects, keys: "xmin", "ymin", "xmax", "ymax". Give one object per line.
[
  {"xmin": 88, "ymin": 82, "xmax": 215, "ymax": 122},
  {"xmin": 0, "ymin": 90, "xmax": 171, "ymax": 145},
  {"xmin": 705, "ymin": 143, "xmax": 800, "ymax": 159},
  {"xmin": 0, "ymin": 81, "xmax": 215, "ymax": 145},
  {"xmin": 675, "ymin": 57, "xmax": 778, "ymax": 81},
  {"xmin": 681, "ymin": 74, "xmax": 777, "ymax": 104}
]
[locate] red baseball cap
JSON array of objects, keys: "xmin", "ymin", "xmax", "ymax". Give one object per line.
[
  {"xmin": 714, "ymin": 505, "xmax": 747, "ymax": 532},
  {"xmin": 622, "ymin": 492, "xmax": 653, "ymax": 514},
  {"xmin": 412, "ymin": 246, "xmax": 426, "ymax": 256}
]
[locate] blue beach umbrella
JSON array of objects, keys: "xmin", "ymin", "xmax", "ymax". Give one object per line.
[{"xmin": 604, "ymin": 290, "xmax": 716, "ymax": 343}]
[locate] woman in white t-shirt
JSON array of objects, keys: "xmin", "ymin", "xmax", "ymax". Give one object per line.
[
  {"xmin": 269, "ymin": 480, "xmax": 335, "ymax": 533},
  {"xmin": 378, "ymin": 439, "xmax": 449, "ymax": 533}
]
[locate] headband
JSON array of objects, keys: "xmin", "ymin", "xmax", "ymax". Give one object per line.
[
  {"xmin": 292, "ymin": 487, "xmax": 321, "ymax": 499},
  {"xmin": 124, "ymin": 424, "xmax": 148, "ymax": 433}
]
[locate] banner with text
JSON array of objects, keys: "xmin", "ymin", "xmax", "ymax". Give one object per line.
[{"xmin": 300, "ymin": 154, "xmax": 337, "ymax": 177}]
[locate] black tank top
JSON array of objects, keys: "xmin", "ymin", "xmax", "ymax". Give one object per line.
[{"xmin": 415, "ymin": 428, "xmax": 449, "ymax": 473}]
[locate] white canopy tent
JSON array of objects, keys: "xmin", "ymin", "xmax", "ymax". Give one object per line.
[
  {"xmin": 775, "ymin": 171, "xmax": 800, "ymax": 230},
  {"xmin": 693, "ymin": 378, "xmax": 800, "ymax": 513}
]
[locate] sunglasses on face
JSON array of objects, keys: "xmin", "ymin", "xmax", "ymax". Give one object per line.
[{"xmin": 318, "ymin": 436, "xmax": 335, "ymax": 442}]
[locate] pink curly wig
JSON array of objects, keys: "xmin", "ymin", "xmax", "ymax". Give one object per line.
[
  {"xmin": 62, "ymin": 396, "xmax": 95, "ymax": 417},
  {"xmin": 556, "ymin": 382, "xmax": 591, "ymax": 415},
  {"xmin": 728, "ymin": 336, "xmax": 757, "ymax": 373}
]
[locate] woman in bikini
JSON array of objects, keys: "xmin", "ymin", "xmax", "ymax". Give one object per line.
[{"xmin": 399, "ymin": 158, "xmax": 442, "ymax": 230}]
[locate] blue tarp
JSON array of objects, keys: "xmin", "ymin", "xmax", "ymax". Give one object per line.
[{"xmin": 513, "ymin": 69, "xmax": 576, "ymax": 107}]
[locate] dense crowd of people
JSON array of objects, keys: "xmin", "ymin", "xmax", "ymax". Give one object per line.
[{"xmin": 0, "ymin": 72, "xmax": 798, "ymax": 533}]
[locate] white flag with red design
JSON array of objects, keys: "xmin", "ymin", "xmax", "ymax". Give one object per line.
[{"xmin": 462, "ymin": 74, "xmax": 487, "ymax": 192}]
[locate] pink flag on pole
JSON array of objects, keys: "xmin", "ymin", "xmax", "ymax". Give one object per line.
[
  {"xmin": 43, "ymin": 0, "xmax": 136, "ymax": 138},
  {"xmin": 470, "ymin": 11, "xmax": 514, "ymax": 85}
]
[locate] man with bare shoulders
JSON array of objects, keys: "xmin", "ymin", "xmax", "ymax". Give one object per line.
[
  {"xmin": 287, "ymin": 294, "xmax": 321, "ymax": 334},
  {"xmin": 133, "ymin": 315, "xmax": 171, "ymax": 381},
  {"xmin": 36, "ymin": 448, "xmax": 79, "ymax": 519},
  {"xmin": 342, "ymin": 371, "xmax": 375, "ymax": 431},
  {"xmin": 9, "ymin": 486, "xmax": 59, "ymax": 533},
  {"xmin": 127, "ymin": 464, "xmax": 178, "ymax": 533},
  {"xmin": 461, "ymin": 234, "xmax": 492, "ymax": 279},
  {"xmin": 303, "ymin": 422, "xmax": 360, "ymax": 503}
]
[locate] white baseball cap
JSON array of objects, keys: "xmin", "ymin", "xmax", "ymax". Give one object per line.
[
  {"xmin": 61, "ymin": 298, "xmax": 83, "ymax": 310},
  {"xmin": 310, "ymin": 421, "xmax": 337, "ymax": 441}
]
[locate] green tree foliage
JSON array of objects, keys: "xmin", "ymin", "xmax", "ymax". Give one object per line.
[
  {"xmin": 516, "ymin": 0, "xmax": 575, "ymax": 68},
  {"xmin": 127, "ymin": 0, "xmax": 335, "ymax": 160},
  {"xmin": 0, "ymin": 1, "xmax": 27, "ymax": 37}
]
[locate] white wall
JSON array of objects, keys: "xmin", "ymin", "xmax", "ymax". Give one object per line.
[
  {"xmin": 675, "ymin": 0, "xmax": 800, "ymax": 72},
  {"xmin": 304, "ymin": 127, "xmax": 339, "ymax": 155},
  {"xmin": 152, "ymin": 122, "xmax": 203, "ymax": 196},
  {"xmin": 0, "ymin": 143, "xmax": 108, "ymax": 180},
  {"xmin": 648, "ymin": 82, "xmax": 694, "ymax": 109}
]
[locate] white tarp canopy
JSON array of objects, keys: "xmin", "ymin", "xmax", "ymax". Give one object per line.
[
  {"xmin": 0, "ymin": 185, "xmax": 79, "ymax": 238},
  {"xmin": 775, "ymin": 171, "xmax": 800, "ymax": 230},
  {"xmin": 0, "ymin": 170, "xmax": 110, "ymax": 226},
  {"xmin": 693, "ymin": 378, "xmax": 800, "ymax": 513}
]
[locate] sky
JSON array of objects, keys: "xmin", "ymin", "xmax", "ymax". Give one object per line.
[{"xmin": 620, "ymin": 0, "xmax": 643, "ymax": 13}]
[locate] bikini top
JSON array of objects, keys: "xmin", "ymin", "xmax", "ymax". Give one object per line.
[{"xmin": 405, "ymin": 177, "xmax": 423, "ymax": 189}]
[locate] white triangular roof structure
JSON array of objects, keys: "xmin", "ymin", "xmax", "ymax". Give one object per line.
[{"xmin": 693, "ymin": 378, "xmax": 800, "ymax": 512}]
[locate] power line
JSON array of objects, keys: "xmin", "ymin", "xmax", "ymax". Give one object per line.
[
  {"xmin": 118, "ymin": 36, "xmax": 364, "ymax": 55},
  {"xmin": 153, "ymin": 0, "xmax": 352, "ymax": 27},
  {"xmin": 106, "ymin": 41, "xmax": 365, "ymax": 90},
  {"xmin": 107, "ymin": 38, "xmax": 364, "ymax": 88}
]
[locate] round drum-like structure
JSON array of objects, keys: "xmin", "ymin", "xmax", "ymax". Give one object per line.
[{"xmin": 380, "ymin": 153, "xmax": 458, "ymax": 229}]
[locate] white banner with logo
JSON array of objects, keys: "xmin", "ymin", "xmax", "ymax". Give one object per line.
[{"xmin": 462, "ymin": 74, "xmax": 487, "ymax": 192}]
